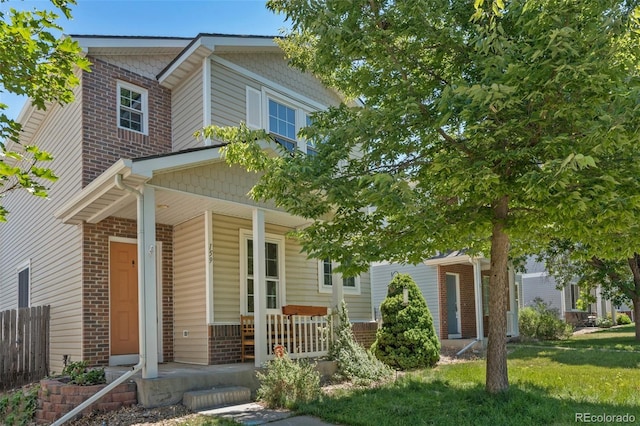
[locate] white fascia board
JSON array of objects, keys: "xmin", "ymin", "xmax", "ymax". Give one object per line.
[
  {"xmin": 423, "ymin": 254, "xmax": 473, "ymax": 266},
  {"xmin": 131, "ymin": 147, "xmax": 224, "ymax": 177},
  {"xmin": 74, "ymin": 36, "xmax": 190, "ymax": 51},
  {"xmin": 54, "ymin": 159, "xmax": 133, "ymax": 220},
  {"xmin": 157, "ymin": 37, "xmax": 215, "ymax": 85}
]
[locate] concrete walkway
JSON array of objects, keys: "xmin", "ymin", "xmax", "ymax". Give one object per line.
[{"xmin": 199, "ymin": 402, "xmax": 337, "ymax": 425}]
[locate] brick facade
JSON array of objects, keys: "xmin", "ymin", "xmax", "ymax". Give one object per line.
[
  {"xmin": 351, "ymin": 321, "xmax": 379, "ymax": 349},
  {"xmin": 209, "ymin": 324, "xmax": 243, "ymax": 364},
  {"xmin": 81, "ymin": 58, "xmax": 172, "ymax": 187},
  {"xmin": 81, "ymin": 217, "xmax": 174, "ymax": 366},
  {"xmin": 438, "ymin": 264, "xmax": 477, "ymax": 340}
]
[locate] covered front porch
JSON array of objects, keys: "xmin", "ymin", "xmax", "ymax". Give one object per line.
[
  {"xmin": 425, "ymin": 252, "xmax": 519, "ymax": 343},
  {"xmin": 55, "ymin": 144, "xmax": 369, "ymax": 380}
]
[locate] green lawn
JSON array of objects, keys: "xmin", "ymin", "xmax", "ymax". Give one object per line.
[
  {"xmin": 295, "ymin": 329, "xmax": 640, "ymax": 426},
  {"xmin": 532, "ymin": 324, "xmax": 640, "ymax": 352}
]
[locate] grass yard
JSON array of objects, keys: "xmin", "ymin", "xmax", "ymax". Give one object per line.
[
  {"xmin": 295, "ymin": 328, "xmax": 640, "ymax": 426},
  {"xmin": 533, "ymin": 324, "xmax": 640, "ymax": 352}
]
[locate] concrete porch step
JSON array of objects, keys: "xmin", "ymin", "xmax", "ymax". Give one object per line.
[{"xmin": 182, "ymin": 386, "xmax": 251, "ymax": 411}]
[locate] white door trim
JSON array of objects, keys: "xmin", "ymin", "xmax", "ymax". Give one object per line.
[{"xmin": 446, "ymin": 272, "xmax": 462, "ymax": 339}]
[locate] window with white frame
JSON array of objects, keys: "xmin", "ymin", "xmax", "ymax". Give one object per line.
[
  {"xmin": 17, "ymin": 262, "xmax": 30, "ymax": 308},
  {"xmin": 241, "ymin": 231, "xmax": 285, "ymax": 314},
  {"xmin": 118, "ymin": 81, "xmax": 148, "ymax": 134},
  {"xmin": 246, "ymin": 86, "xmax": 318, "ymax": 154},
  {"xmin": 318, "ymin": 258, "xmax": 360, "ymax": 294}
]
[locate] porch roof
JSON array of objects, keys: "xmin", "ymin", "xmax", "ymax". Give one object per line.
[
  {"xmin": 424, "ymin": 250, "xmax": 490, "ymax": 268},
  {"xmin": 54, "ymin": 143, "xmax": 312, "ymax": 228}
]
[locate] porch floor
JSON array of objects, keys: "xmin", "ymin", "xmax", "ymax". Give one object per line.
[{"xmin": 106, "ymin": 361, "xmax": 337, "ymax": 408}]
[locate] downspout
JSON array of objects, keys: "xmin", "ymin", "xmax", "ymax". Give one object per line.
[
  {"xmin": 114, "ymin": 174, "xmax": 148, "ymax": 374},
  {"xmin": 51, "ymin": 362, "xmax": 142, "ymax": 426}
]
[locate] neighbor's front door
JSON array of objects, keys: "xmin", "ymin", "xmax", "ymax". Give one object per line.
[{"xmin": 110, "ymin": 241, "xmax": 139, "ymax": 355}]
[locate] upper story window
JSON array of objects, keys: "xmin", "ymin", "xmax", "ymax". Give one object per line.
[
  {"xmin": 118, "ymin": 81, "xmax": 148, "ymax": 135},
  {"xmin": 246, "ymin": 86, "xmax": 319, "ymax": 154},
  {"xmin": 318, "ymin": 258, "xmax": 360, "ymax": 295}
]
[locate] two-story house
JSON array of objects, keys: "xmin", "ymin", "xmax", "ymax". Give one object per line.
[{"xmin": 0, "ymin": 34, "xmax": 377, "ymax": 378}]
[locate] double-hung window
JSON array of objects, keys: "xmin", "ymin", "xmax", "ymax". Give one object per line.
[
  {"xmin": 241, "ymin": 231, "xmax": 285, "ymax": 314},
  {"xmin": 246, "ymin": 86, "xmax": 319, "ymax": 154},
  {"xmin": 118, "ymin": 81, "xmax": 148, "ymax": 134},
  {"xmin": 318, "ymin": 258, "xmax": 360, "ymax": 294}
]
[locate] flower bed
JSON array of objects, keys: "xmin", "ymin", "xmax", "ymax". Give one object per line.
[{"xmin": 36, "ymin": 378, "xmax": 137, "ymax": 424}]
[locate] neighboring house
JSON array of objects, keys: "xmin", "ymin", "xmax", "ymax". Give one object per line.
[
  {"xmin": 519, "ymin": 257, "xmax": 632, "ymax": 322},
  {"xmin": 371, "ymin": 252, "xmax": 520, "ymax": 343},
  {"xmin": 0, "ymin": 34, "xmax": 377, "ymax": 378}
]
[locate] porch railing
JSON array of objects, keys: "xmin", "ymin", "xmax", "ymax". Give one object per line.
[{"xmin": 265, "ymin": 313, "xmax": 331, "ymax": 359}]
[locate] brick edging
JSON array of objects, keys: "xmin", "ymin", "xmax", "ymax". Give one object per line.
[{"xmin": 36, "ymin": 378, "xmax": 137, "ymax": 424}]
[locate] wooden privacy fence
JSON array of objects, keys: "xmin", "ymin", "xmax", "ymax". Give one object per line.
[{"xmin": 0, "ymin": 305, "xmax": 50, "ymax": 391}]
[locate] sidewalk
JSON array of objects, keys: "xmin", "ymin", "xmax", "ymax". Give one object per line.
[{"xmin": 198, "ymin": 402, "xmax": 337, "ymax": 425}]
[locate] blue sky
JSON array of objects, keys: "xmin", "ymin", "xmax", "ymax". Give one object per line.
[{"xmin": 1, "ymin": 0, "xmax": 288, "ymax": 119}]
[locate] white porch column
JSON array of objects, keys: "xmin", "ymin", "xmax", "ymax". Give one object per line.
[
  {"xmin": 472, "ymin": 259, "xmax": 484, "ymax": 342},
  {"xmin": 140, "ymin": 186, "xmax": 158, "ymax": 379},
  {"xmin": 508, "ymin": 265, "xmax": 519, "ymax": 337},
  {"xmin": 252, "ymin": 208, "xmax": 267, "ymax": 367}
]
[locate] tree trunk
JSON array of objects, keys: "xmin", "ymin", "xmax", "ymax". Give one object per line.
[
  {"xmin": 486, "ymin": 195, "xmax": 510, "ymax": 394},
  {"xmin": 626, "ymin": 255, "xmax": 640, "ymax": 341}
]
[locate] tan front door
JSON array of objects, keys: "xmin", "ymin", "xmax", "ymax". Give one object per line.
[{"xmin": 110, "ymin": 242, "xmax": 139, "ymax": 355}]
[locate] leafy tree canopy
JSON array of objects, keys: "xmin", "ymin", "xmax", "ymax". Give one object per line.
[
  {"xmin": 0, "ymin": 0, "xmax": 90, "ymax": 221},
  {"xmin": 201, "ymin": 0, "xmax": 640, "ymax": 392}
]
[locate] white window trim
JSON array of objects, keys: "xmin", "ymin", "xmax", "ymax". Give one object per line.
[
  {"xmin": 17, "ymin": 259, "xmax": 31, "ymax": 308},
  {"xmin": 318, "ymin": 259, "xmax": 361, "ymax": 295},
  {"xmin": 239, "ymin": 229, "xmax": 287, "ymax": 315},
  {"xmin": 117, "ymin": 80, "xmax": 149, "ymax": 135}
]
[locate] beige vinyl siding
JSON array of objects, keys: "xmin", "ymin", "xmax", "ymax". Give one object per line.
[
  {"xmin": 209, "ymin": 54, "xmax": 342, "ymax": 133},
  {"xmin": 210, "ymin": 59, "xmax": 248, "ymax": 129},
  {"xmin": 211, "ymin": 213, "xmax": 242, "ymax": 322},
  {"xmin": 173, "ymin": 214, "xmax": 208, "ymax": 364},
  {"xmin": 211, "ymin": 213, "xmax": 372, "ymax": 323},
  {"xmin": 217, "ymin": 53, "xmax": 342, "ymax": 108},
  {"xmin": 172, "ymin": 66, "xmax": 204, "ymax": 151},
  {"xmin": 0, "ymin": 84, "xmax": 83, "ymax": 374}
]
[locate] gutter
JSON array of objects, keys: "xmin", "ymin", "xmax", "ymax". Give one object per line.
[
  {"xmin": 114, "ymin": 174, "xmax": 149, "ymax": 377},
  {"xmin": 51, "ymin": 362, "xmax": 142, "ymax": 425}
]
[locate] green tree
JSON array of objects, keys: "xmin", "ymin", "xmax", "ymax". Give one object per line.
[
  {"xmin": 372, "ymin": 273, "xmax": 440, "ymax": 369},
  {"xmin": 200, "ymin": 1, "xmax": 640, "ymax": 393},
  {"xmin": 539, "ymin": 240, "xmax": 640, "ymax": 340},
  {"xmin": 0, "ymin": 0, "xmax": 90, "ymax": 221}
]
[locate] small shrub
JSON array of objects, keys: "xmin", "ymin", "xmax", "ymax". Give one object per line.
[
  {"xmin": 62, "ymin": 360, "xmax": 106, "ymax": 385},
  {"xmin": 616, "ymin": 313, "xmax": 632, "ymax": 325},
  {"xmin": 372, "ymin": 274, "xmax": 440, "ymax": 370},
  {"xmin": 330, "ymin": 301, "xmax": 393, "ymax": 385},
  {"xmin": 596, "ymin": 315, "xmax": 614, "ymax": 328},
  {"xmin": 518, "ymin": 298, "xmax": 573, "ymax": 340},
  {"xmin": 256, "ymin": 349, "xmax": 321, "ymax": 409}
]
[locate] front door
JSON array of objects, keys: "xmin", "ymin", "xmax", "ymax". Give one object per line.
[
  {"xmin": 110, "ymin": 242, "xmax": 139, "ymax": 355},
  {"xmin": 446, "ymin": 273, "xmax": 461, "ymax": 338}
]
